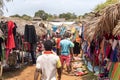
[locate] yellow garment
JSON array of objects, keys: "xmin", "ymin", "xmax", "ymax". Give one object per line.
[
  {"xmin": 71, "ymin": 27, "xmax": 76, "ymax": 34},
  {"xmin": 75, "ymin": 31, "xmax": 79, "ymax": 38},
  {"xmin": 56, "ymin": 58, "xmax": 62, "ymax": 68},
  {"xmin": 76, "ymin": 37, "xmax": 81, "ymax": 43}
]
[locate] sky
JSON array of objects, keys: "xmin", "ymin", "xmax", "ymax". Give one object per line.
[{"xmin": 3, "ymin": 0, "xmax": 106, "ymax": 17}]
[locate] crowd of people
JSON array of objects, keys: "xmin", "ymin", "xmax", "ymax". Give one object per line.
[
  {"xmin": 34, "ymin": 22, "xmax": 84, "ymax": 80},
  {"xmin": 0, "ymin": 20, "xmax": 119, "ymax": 80},
  {"xmin": 34, "ymin": 20, "xmax": 120, "ymax": 80}
]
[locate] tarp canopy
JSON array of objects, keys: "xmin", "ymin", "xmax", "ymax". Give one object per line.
[{"xmin": 49, "ymin": 21, "xmax": 75, "ymax": 26}]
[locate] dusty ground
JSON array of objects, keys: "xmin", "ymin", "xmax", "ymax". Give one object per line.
[
  {"xmin": 2, "ymin": 54, "xmax": 97, "ymax": 80},
  {"xmin": 2, "ymin": 64, "xmax": 97, "ymax": 80}
]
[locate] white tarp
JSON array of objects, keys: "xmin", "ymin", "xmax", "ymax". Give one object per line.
[{"xmin": 49, "ymin": 22, "xmax": 75, "ymax": 26}]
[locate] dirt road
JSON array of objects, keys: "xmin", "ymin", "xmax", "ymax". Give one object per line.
[{"xmin": 3, "ymin": 65, "xmax": 97, "ymax": 80}]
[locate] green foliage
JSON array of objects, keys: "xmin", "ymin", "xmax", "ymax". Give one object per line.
[
  {"xmin": 10, "ymin": 14, "xmax": 21, "ymax": 18},
  {"xmin": 0, "ymin": 0, "xmax": 12, "ymax": 15},
  {"xmin": 47, "ymin": 14, "xmax": 54, "ymax": 21},
  {"xmin": 95, "ymin": 0, "xmax": 120, "ymax": 12},
  {"xmin": 34, "ymin": 10, "xmax": 77, "ymax": 21},
  {"xmin": 10, "ymin": 14, "xmax": 32, "ymax": 21},
  {"xmin": 59, "ymin": 12, "xmax": 77, "ymax": 20},
  {"xmin": 34, "ymin": 10, "xmax": 49, "ymax": 20},
  {"xmin": 21, "ymin": 14, "xmax": 32, "ymax": 20}
]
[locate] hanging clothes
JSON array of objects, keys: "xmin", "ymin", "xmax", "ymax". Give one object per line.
[
  {"xmin": 111, "ymin": 62, "xmax": 119, "ymax": 79},
  {"xmin": 105, "ymin": 42, "xmax": 112, "ymax": 59},
  {"xmin": 104, "ymin": 33, "xmax": 109, "ymax": 40},
  {"xmin": 6, "ymin": 21, "xmax": 15, "ymax": 49},
  {"xmin": 108, "ymin": 62, "xmax": 115, "ymax": 77},
  {"xmin": 0, "ymin": 37, "xmax": 4, "ymax": 61},
  {"xmin": 82, "ymin": 40, "xmax": 88, "ymax": 54},
  {"xmin": 81, "ymin": 26, "xmax": 84, "ymax": 40},
  {"xmin": 94, "ymin": 41, "xmax": 100, "ymax": 66},
  {"xmin": 24, "ymin": 25, "xmax": 37, "ymax": 44},
  {"xmin": 113, "ymin": 63, "xmax": 120, "ymax": 80},
  {"xmin": 52, "ymin": 25, "xmax": 57, "ymax": 32},
  {"xmin": 117, "ymin": 35, "xmax": 120, "ymax": 47},
  {"xmin": 60, "ymin": 27, "xmax": 66, "ymax": 36},
  {"xmin": 90, "ymin": 40, "xmax": 95, "ymax": 55},
  {"xmin": 100, "ymin": 38, "xmax": 105, "ymax": 60},
  {"xmin": 111, "ymin": 47, "xmax": 118, "ymax": 62},
  {"xmin": 13, "ymin": 23, "xmax": 17, "ymax": 49},
  {"xmin": 112, "ymin": 39, "xmax": 118, "ymax": 50}
]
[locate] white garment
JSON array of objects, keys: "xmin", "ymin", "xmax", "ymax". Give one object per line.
[
  {"xmin": 79, "ymin": 27, "xmax": 82, "ymax": 36},
  {"xmin": 119, "ymin": 40, "xmax": 120, "ymax": 47},
  {"xmin": 109, "ymin": 39, "xmax": 113, "ymax": 45},
  {"xmin": 112, "ymin": 39, "xmax": 118, "ymax": 50},
  {"xmin": 36, "ymin": 53, "xmax": 60, "ymax": 80}
]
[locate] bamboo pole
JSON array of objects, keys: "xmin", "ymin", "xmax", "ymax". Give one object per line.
[{"xmin": 0, "ymin": 64, "xmax": 3, "ymax": 77}]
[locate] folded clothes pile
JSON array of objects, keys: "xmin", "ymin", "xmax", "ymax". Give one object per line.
[
  {"xmin": 73, "ymin": 57, "xmax": 83, "ymax": 61},
  {"xmin": 72, "ymin": 58, "xmax": 88, "ymax": 76}
]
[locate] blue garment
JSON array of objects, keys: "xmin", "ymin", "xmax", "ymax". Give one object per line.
[
  {"xmin": 81, "ymin": 26, "xmax": 84, "ymax": 39},
  {"xmin": 52, "ymin": 25, "xmax": 57, "ymax": 32},
  {"xmin": 75, "ymin": 26, "xmax": 80, "ymax": 31},
  {"xmin": 60, "ymin": 27, "xmax": 66, "ymax": 36},
  {"xmin": 60, "ymin": 39, "xmax": 74, "ymax": 56},
  {"xmin": 83, "ymin": 41, "xmax": 88, "ymax": 53},
  {"xmin": 112, "ymin": 48, "xmax": 118, "ymax": 62}
]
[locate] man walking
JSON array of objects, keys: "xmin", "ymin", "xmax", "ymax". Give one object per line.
[
  {"xmin": 34, "ymin": 40, "xmax": 61, "ymax": 80},
  {"xmin": 60, "ymin": 32, "xmax": 74, "ymax": 73}
]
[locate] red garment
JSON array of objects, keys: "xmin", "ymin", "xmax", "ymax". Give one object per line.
[
  {"xmin": 24, "ymin": 42, "xmax": 31, "ymax": 51},
  {"xmin": 44, "ymin": 51, "xmax": 53, "ymax": 54},
  {"xmin": 95, "ymin": 49, "xmax": 100, "ymax": 65},
  {"xmin": 104, "ymin": 33, "xmax": 109, "ymax": 40},
  {"xmin": 104, "ymin": 33, "xmax": 114, "ymax": 40},
  {"xmin": 6, "ymin": 21, "xmax": 15, "ymax": 49},
  {"xmin": 56, "ymin": 38, "xmax": 61, "ymax": 49},
  {"xmin": 117, "ymin": 35, "xmax": 120, "ymax": 40},
  {"xmin": 37, "ymin": 42, "xmax": 43, "ymax": 51},
  {"xmin": 106, "ymin": 43, "xmax": 111, "ymax": 57}
]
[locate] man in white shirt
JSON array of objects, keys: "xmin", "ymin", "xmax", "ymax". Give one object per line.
[{"xmin": 34, "ymin": 40, "xmax": 61, "ymax": 80}]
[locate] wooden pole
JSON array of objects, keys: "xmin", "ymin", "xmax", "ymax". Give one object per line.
[
  {"xmin": 93, "ymin": 53, "xmax": 95, "ymax": 73},
  {"xmin": 22, "ymin": 42, "xmax": 24, "ymax": 65},
  {"xmin": 0, "ymin": 61, "xmax": 3, "ymax": 79}
]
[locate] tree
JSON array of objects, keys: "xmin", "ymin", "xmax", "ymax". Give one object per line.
[
  {"xmin": 21, "ymin": 14, "xmax": 32, "ymax": 20},
  {"xmin": 10, "ymin": 14, "xmax": 21, "ymax": 18},
  {"xmin": 10, "ymin": 14, "xmax": 32, "ymax": 21},
  {"xmin": 34, "ymin": 10, "xmax": 49, "ymax": 20},
  {"xmin": 0, "ymin": 0, "xmax": 12, "ymax": 15},
  {"xmin": 47, "ymin": 14, "xmax": 54, "ymax": 21},
  {"xmin": 59, "ymin": 12, "xmax": 77, "ymax": 20},
  {"xmin": 95, "ymin": 0, "xmax": 120, "ymax": 12}
]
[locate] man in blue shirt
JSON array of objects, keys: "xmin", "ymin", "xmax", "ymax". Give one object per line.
[{"xmin": 60, "ymin": 32, "xmax": 74, "ymax": 73}]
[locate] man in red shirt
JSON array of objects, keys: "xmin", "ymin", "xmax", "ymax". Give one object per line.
[{"xmin": 56, "ymin": 33, "xmax": 61, "ymax": 56}]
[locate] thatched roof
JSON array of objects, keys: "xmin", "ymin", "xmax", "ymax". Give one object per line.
[
  {"xmin": 95, "ymin": 3, "xmax": 120, "ymax": 36},
  {"xmin": 113, "ymin": 21, "xmax": 120, "ymax": 36},
  {"xmin": 0, "ymin": 17, "xmax": 47, "ymax": 36},
  {"xmin": 84, "ymin": 22, "xmax": 97, "ymax": 41},
  {"xmin": 83, "ymin": 16, "xmax": 100, "ymax": 41}
]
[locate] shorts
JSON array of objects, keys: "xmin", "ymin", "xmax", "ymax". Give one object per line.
[
  {"xmin": 60, "ymin": 55, "xmax": 71, "ymax": 66},
  {"xmin": 57, "ymin": 48, "xmax": 60, "ymax": 55}
]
